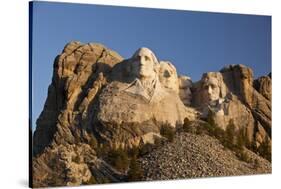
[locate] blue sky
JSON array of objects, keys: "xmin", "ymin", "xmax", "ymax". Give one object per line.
[{"xmin": 31, "ymin": 1, "xmax": 271, "ymax": 131}]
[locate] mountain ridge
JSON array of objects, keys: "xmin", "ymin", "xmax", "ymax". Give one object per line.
[{"xmin": 32, "ymin": 41, "xmax": 271, "ymax": 187}]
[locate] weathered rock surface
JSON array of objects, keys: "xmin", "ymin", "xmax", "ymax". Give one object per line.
[
  {"xmin": 33, "ymin": 41, "xmax": 123, "ymax": 156},
  {"xmin": 140, "ymin": 132, "xmax": 271, "ymax": 180},
  {"xmin": 33, "ymin": 143, "xmax": 95, "ymax": 187},
  {"xmin": 220, "ymin": 65, "xmax": 271, "ymax": 144},
  {"xmin": 33, "ymin": 41, "xmax": 125, "ymax": 187},
  {"xmin": 33, "ymin": 143, "xmax": 125, "ymax": 187},
  {"xmin": 254, "ymin": 75, "xmax": 272, "ymax": 101},
  {"xmin": 32, "ymin": 42, "xmax": 197, "ymax": 187},
  {"xmin": 93, "ymin": 48, "xmax": 197, "ymax": 148},
  {"xmin": 192, "ymin": 64, "xmax": 271, "ymax": 147},
  {"xmin": 32, "ymin": 42, "xmax": 271, "ymax": 187}
]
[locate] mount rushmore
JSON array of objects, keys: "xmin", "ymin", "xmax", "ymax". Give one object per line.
[{"xmin": 32, "ymin": 41, "xmax": 271, "ymax": 187}]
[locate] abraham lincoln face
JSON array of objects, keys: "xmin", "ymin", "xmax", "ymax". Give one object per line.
[
  {"xmin": 202, "ymin": 77, "xmax": 221, "ymax": 101},
  {"xmin": 201, "ymin": 72, "xmax": 226, "ymax": 103}
]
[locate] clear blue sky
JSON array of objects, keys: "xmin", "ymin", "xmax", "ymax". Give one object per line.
[{"xmin": 31, "ymin": 1, "xmax": 271, "ymax": 131}]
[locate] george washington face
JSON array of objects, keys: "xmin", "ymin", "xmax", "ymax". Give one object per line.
[{"xmin": 131, "ymin": 47, "xmax": 158, "ymax": 79}]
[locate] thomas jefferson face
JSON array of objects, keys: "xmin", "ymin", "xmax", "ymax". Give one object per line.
[
  {"xmin": 159, "ymin": 61, "xmax": 179, "ymax": 92},
  {"xmin": 202, "ymin": 77, "xmax": 220, "ymax": 102},
  {"xmin": 131, "ymin": 48, "xmax": 157, "ymax": 79}
]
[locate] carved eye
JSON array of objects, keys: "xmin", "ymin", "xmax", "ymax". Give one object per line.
[
  {"xmin": 144, "ymin": 56, "xmax": 150, "ymax": 61},
  {"xmin": 211, "ymin": 84, "xmax": 217, "ymax": 89},
  {"xmin": 164, "ymin": 70, "xmax": 171, "ymax": 78}
]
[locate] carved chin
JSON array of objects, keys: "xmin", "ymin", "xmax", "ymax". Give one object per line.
[
  {"xmin": 208, "ymin": 95, "xmax": 219, "ymax": 101},
  {"xmin": 139, "ymin": 71, "xmax": 150, "ymax": 78}
]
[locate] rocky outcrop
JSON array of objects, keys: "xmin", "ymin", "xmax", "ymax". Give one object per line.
[
  {"xmin": 94, "ymin": 48, "xmax": 197, "ymax": 148},
  {"xmin": 32, "ymin": 42, "xmax": 271, "ymax": 187},
  {"xmin": 220, "ymin": 65, "xmax": 271, "ymax": 144},
  {"xmin": 32, "ymin": 42, "xmax": 198, "ymax": 187},
  {"xmin": 33, "ymin": 143, "xmax": 95, "ymax": 187},
  {"xmin": 33, "ymin": 41, "xmax": 123, "ymax": 156},
  {"xmin": 192, "ymin": 64, "xmax": 271, "ymax": 147},
  {"xmin": 254, "ymin": 75, "xmax": 271, "ymax": 101},
  {"xmin": 32, "ymin": 42, "xmax": 125, "ymax": 187}
]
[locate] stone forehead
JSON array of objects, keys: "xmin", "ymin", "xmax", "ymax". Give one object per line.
[
  {"xmin": 159, "ymin": 61, "xmax": 177, "ymax": 73},
  {"xmin": 178, "ymin": 75, "xmax": 192, "ymax": 87},
  {"xmin": 203, "ymin": 72, "xmax": 223, "ymax": 81},
  {"xmin": 133, "ymin": 47, "xmax": 156, "ymax": 58},
  {"xmin": 203, "ymin": 78, "xmax": 220, "ymax": 86}
]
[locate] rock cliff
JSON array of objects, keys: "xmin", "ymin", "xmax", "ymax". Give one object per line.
[
  {"xmin": 192, "ymin": 64, "xmax": 271, "ymax": 147},
  {"xmin": 32, "ymin": 42, "xmax": 271, "ymax": 187}
]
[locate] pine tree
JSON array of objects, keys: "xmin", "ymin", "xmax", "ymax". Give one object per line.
[{"xmin": 127, "ymin": 156, "xmax": 143, "ymax": 181}]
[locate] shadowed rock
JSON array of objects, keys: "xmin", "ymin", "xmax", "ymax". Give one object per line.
[{"xmin": 32, "ymin": 43, "xmax": 271, "ymax": 187}]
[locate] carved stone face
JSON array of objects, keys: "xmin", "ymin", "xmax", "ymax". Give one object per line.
[
  {"xmin": 200, "ymin": 72, "xmax": 226, "ymax": 104},
  {"xmin": 178, "ymin": 76, "xmax": 192, "ymax": 105},
  {"xmin": 159, "ymin": 61, "xmax": 179, "ymax": 93},
  {"xmin": 202, "ymin": 77, "xmax": 221, "ymax": 101},
  {"xmin": 131, "ymin": 48, "xmax": 158, "ymax": 79}
]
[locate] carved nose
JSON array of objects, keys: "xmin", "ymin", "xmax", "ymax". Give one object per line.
[
  {"xmin": 140, "ymin": 56, "xmax": 145, "ymax": 65},
  {"xmin": 208, "ymin": 86, "xmax": 212, "ymax": 94}
]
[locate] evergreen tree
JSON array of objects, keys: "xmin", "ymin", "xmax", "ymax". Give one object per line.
[
  {"xmin": 224, "ymin": 119, "xmax": 236, "ymax": 149},
  {"xmin": 183, "ymin": 117, "xmax": 191, "ymax": 132},
  {"xmin": 127, "ymin": 157, "xmax": 144, "ymax": 181},
  {"xmin": 160, "ymin": 122, "xmax": 175, "ymax": 142}
]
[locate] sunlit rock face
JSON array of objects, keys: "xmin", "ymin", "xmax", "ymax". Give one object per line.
[
  {"xmin": 32, "ymin": 41, "xmax": 272, "ymax": 188},
  {"xmin": 158, "ymin": 61, "xmax": 179, "ymax": 93},
  {"xmin": 220, "ymin": 64, "xmax": 271, "ymax": 147},
  {"xmin": 95, "ymin": 47, "xmax": 197, "ymax": 148},
  {"xmin": 178, "ymin": 76, "xmax": 192, "ymax": 106},
  {"xmin": 193, "ymin": 72, "xmax": 227, "ymax": 107},
  {"xmin": 131, "ymin": 47, "xmax": 159, "ymax": 80},
  {"xmin": 123, "ymin": 47, "xmax": 162, "ymax": 102},
  {"xmin": 192, "ymin": 64, "xmax": 271, "ymax": 147}
]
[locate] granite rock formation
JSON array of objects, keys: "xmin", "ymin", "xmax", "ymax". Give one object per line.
[
  {"xmin": 193, "ymin": 64, "xmax": 271, "ymax": 147},
  {"xmin": 94, "ymin": 47, "xmax": 197, "ymax": 148},
  {"xmin": 32, "ymin": 42, "xmax": 271, "ymax": 187}
]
